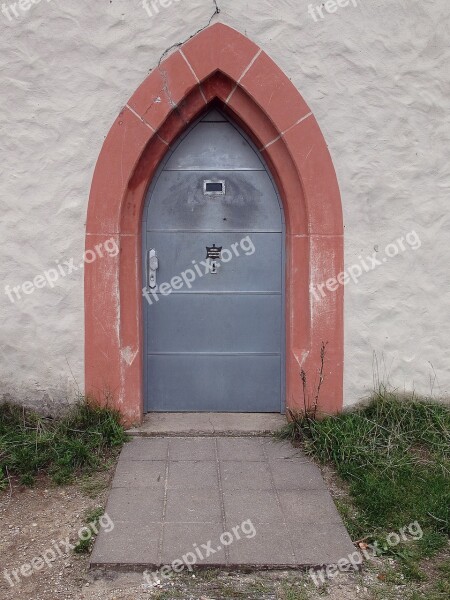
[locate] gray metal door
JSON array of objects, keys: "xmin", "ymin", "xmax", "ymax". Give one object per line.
[{"xmin": 142, "ymin": 108, "xmax": 284, "ymax": 412}]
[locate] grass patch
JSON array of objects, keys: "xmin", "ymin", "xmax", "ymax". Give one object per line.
[
  {"xmin": 79, "ymin": 469, "xmax": 114, "ymax": 498},
  {"xmin": 279, "ymin": 582, "xmax": 310, "ymax": 600},
  {"xmin": 197, "ymin": 568, "xmax": 221, "ymax": 581},
  {"xmin": 0, "ymin": 398, "xmax": 126, "ymax": 487},
  {"xmin": 400, "ymin": 557, "xmax": 450, "ymax": 599},
  {"xmin": 276, "ymin": 388, "xmax": 450, "ymax": 579},
  {"xmin": 277, "ymin": 389, "xmax": 449, "ymax": 538},
  {"xmin": 72, "ymin": 506, "xmax": 106, "ymax": 554}
]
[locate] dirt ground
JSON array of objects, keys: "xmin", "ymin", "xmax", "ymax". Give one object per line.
[
  {"xmin": 0, "ymin": 472, "xmax": 112, "ymax": 600},
  {"xmin": 0, "ymin": 468, "xmax": 446, "ymax": 600}
]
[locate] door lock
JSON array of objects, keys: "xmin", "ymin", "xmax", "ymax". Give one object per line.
[
  {"xmin": 206, "ymin": 244, "xmax": 222, "ymax": 275},
  {"xmin": 148, "ymin": 249, "xmax": 159, "ymax": 290}
]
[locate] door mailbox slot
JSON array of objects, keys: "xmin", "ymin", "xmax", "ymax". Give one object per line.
[{"xmin": 204, "ymin": 180, "xmax": 225, "ymax": 195}]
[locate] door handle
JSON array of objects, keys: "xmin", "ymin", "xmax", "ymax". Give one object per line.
[{"xmin": 148, "ymin": 249, "xmax": 159, "ymax": 290}]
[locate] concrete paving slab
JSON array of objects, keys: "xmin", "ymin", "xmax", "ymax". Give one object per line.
[
  {"xmin": 112, "ymin": 460, "xmax": 166, "ymax": 488},
  {"xmin": 169, "ymin": 437, "xmax": 216, "ymax": 461},
  {"xmin": 217, "ymin": 437, "xmax": 267, "ymax": 461},
  {"xmin": 227, "ymin": 523, "xmax": 296, "ymax": 566},
  {"xmin": 105, "ymin": 488, "xmax": 165, "ymax": 523},
  {"xmin": 269, "ymin": 460, "xmax": 328, "ymax": 490},
  {"xmin": 161, "ymin": 523, "xmax": 225, "ymax": 565},
  {"xmin": 91, "ymin": 436, "xmax": 356, "ymax": 569},
  {"xmin": 120, "ymin": 437, "xmax": 169, "ymax": 461},
  {"xmin": 165, "ymin": 488, "xmax": 222, "ymax": 524},
  {"xmin": 220, "ymin": 461, "xmax": 273, "ymax": 490},
  {"xmin": 223, "ymin": 489, "xmax": 285, "ymax": 524},
  {"xmin": 261, "ymin": 438, "xmax": 306, "ymax": 461},
  {"xmin": 90, "ymin": 522, "xmax": 161, "ymax": 566},
  {"xmin": 278, "ymin": 490, "xmax": 344, "ymax": 524},
  {"xmin": 290, "ymin": 523, "xmax": 355, "ymax": 565},
  {"xmin": 127, "ymin": 413, "xmax": 286, "ymax": 437},
  {"xmin": 168, "ymin": 460, "xmax": 218, "ymax": 489}
]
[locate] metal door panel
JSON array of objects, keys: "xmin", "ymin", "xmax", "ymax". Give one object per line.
[
  {"xmin": 165, "ymin": 122, "xmax": 265, "ymax": 171},
  {"xmin": 146, "ymin": 171, "xmax": 282, "ymax": 232},
  {"xmin": 146, "ymin": 355, "xmax": 281, "ymax": 412},
  {"xmin": 143, "ymin": 108, "xmax": 285, "ymax": 413},
  {"xmin": 146, "ymin": 294, "xmax": 282, "ymax": 353},
  {"xmin": 145, "ymin": 232, "xmax": 282, "ymax": 293}
]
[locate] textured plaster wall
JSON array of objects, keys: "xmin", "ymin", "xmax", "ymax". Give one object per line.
[{"xmin": 0, "ymin": 0, "xmax": 449, "ymax": 410}]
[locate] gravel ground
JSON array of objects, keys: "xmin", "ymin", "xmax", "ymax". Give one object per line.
[{"xmin": 0, "ymin": 473, "xmax": 109, "ymax": 600}]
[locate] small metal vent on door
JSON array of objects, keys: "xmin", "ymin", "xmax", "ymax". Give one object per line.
[{"xmin": 204, "ymin": 180, "xmax": 225, "ymax": 195}]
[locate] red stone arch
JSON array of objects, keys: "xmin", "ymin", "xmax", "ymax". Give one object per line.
[{"xmin": 85, "ymin": 23, "xmax": 344, "ymax": 425}]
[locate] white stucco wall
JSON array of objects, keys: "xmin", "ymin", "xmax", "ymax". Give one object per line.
[{"xmin": 1, "ymin": 0, "xmax": 449, "ymax": 410}]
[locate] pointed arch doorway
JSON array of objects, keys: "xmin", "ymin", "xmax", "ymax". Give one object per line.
[{"xmin": 85, "ymin": 23, "xmax": 344, "ymax": 425}]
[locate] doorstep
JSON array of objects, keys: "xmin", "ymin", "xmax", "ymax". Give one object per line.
[{"xmin": 126, "ymin": 413, "xmax": 287, "ymax": 437}]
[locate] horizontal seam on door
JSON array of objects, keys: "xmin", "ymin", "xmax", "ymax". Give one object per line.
[
  {"xmin": 145, "ymin": 230, "xmax": 283, "ymax": 233},
  {"xmin": 145, "ymin": 352, "xmax": 282, "ymax": 356},
  {"xmin": 146, "ymin": 291, "xmax": 282, "ymax": 295}
]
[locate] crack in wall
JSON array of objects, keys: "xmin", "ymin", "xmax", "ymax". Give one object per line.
[{"xmin": 154, "ymin": 0, "xmax": 221, "ymax": 124}]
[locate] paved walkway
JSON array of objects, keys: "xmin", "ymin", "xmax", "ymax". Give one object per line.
[{"xmin": 91, "ymin": 437, "xmax": 355, "ymax": 569}]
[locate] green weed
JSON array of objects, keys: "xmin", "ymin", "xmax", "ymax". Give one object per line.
[
  {"xmin": 72, "ymin": 506, "xmax": 105, "ymax": 554},
  {"xmin": 0, "ymin": 397, "xmax": 126, "ymax": 486}
]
